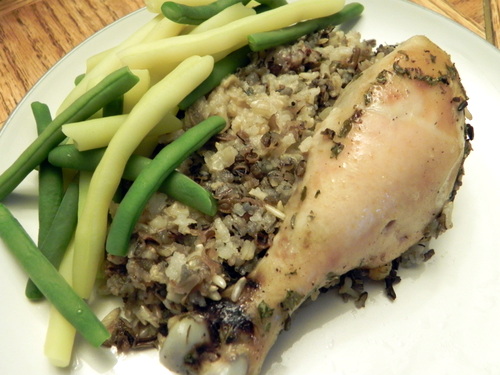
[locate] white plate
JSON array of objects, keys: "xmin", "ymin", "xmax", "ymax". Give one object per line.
[{"xmin": 1, "ymin": 1, "xmax": 499, "ymax": 374}]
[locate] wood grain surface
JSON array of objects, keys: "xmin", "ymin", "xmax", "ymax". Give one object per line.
[{"xmin": 0, "ymin": 0, "xmax": 498, "ymax": 129}]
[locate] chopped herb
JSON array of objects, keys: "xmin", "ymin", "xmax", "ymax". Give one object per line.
[
  {"xmin": 364, "ymin": 91, "xmax": 372, "ymax": 105},
  {"xmin": 392, "ymin": 59, "xmax": 457, "ymax": 86},
  {"xmin": 184, "ymin": 352, "xmax": 197, "ymax": 365},
  {"xmin": 330, "ymin": 142, "xmax": 344, "ymax": 158},
  {"xmin": 376, "ymin": 70, "xmax": 389, "ymax": 84},
  {"xmin": 339, "ymin": 109, "xmax": 363, "ymax": 138},
  {"xmin": 300, "ymin": 186, "xmax": 307, "ymax": 201},
  {"xmin": 393, "ymin": 61, "xmax": 407, "ymax": 75},
  {"xmin": 258, "ymin": 301, "xmax": 274, "ymax": 320},
  {"xmin": 421, "ymin": 74, "xmax": 436, "ymax": 83},
  {"xmin": 290, "ymin": 213, "xmax": 296, "ymax": 229},
  {"xmin": 280, "ymin": 290, "xmax": 304, "ymax": 312},
  {"xmin": 265, "ymin": 322, "xmax": 271, "ymax": 332},
  {"xmin": 338, "ymin": 119, "xmax": 352, "ymax": 138},
  {"xmin": 314, "ymin": 189, "xmax": 321, "ymax": 198},
  {"xmin": 446, "ymin": 64, "xmax": 458, "ymax": 80},
  {"xmin": 321, "ymin": 128, "xmax": 336, "ymax": 140},
  {"xmin": 243, "ymin": 87, "xmax": 255, "ymax": 95}
]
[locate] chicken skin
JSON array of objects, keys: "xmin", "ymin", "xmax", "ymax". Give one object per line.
[{"xmin": 160, "ymin": 35, "xmax": 470, "ymax": 375}]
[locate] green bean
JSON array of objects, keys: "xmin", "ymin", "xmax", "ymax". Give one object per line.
[
  {"xmin": 25, "ymin": 177, "xmax": 79, "ymax": 300},
  {"xmin": 251, "ymin": 0, "xmax": 288, "ymax": 13},
  {"xmin": 102, "ymin": 95, "xmax": 124, "ymax": 117},
  {"xmin": 48, "ymin": 144, "xmax": 218, "ymax": 216},
  {"xmin": 0, "ymin": 203, "xmax": 110, "ymax": 347},
  {"xmin": 106, "ymin": 116, "xmax": 226, "ymax": 256},
  {"xmin": 48, "ymin": 146, "xmax": 107, "ymax": 172},
  {"xmin": 32, "ymin": 101, "xmax": 53, "ymax": 135},
  {"xmin": 0, "ymin": 67, "xmax": 139, "ymax": 201},
  {"xmin": 178, "ymin": 46, "xmax": 251, "ymax": 110},
  {"xmin": 254, "ymin": 0, "xmax": 287, "ymax": 9},
  {"xmin": 248, "ymin": 2, "xmax": 364, "ymax": 51},
  {"xmin": 188, "ymin": 2, "xmax": 256, "ymax": 35},
  {"xmin": 74, "ymin": 73, "xmax": 86, "ymax": 86},
  {"xmin": 31, "ymin": 102, "xmax": 64, "ymax": 246},
  {"xmin": 162, "ymin": 0, "xmax": 250, "ymax": 25}
]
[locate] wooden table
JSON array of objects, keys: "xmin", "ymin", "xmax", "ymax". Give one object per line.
[{"xmin": 0, "ymin": 0, "xmax": 498, "ymax": 129}]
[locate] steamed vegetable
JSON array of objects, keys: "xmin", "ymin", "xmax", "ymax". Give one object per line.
[
  {"xmin": 25, "ymin": 177, "xmax": 79, "ymax": 300},
  {"xmin": 119, "ymin": 0, "xmax": 345, "ymax": 70},
  {"xmin": 44, "ymin": 240, "xmax": 77, "ymax": 367},
  {"xmin": 61, "ymin": 112, "xmax": 182, "ymax": 151},
  {"xmin": 161, "ymin": 0, "xmax": 251, "ymax": 25},
  {"xmin": 48, "ymin": 144, "xmax": 218, "ymax": 216},
  {"xmin": 0, "ymin": 67, "xmax": 139, "ymax": 201},
  {"xmin": 31, "ymin": 102, "xmax": 64, "ymax": 246},
  {"xmin": 0, "ymin": 203, "xmax": 110, "ymax": 347}
]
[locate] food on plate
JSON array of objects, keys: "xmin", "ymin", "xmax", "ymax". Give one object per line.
[
  {"xmin": 101, "ymin": 30, "xmax": 471, "ymax": 375},
  {"xmin": 0, "ymin": 0, "xmax": 473, "ymax": 373}
]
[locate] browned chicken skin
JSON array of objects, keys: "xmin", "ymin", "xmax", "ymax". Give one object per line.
[{"xmin": 160, "ymin": 35, "xmax": 470, "ymax": 375}]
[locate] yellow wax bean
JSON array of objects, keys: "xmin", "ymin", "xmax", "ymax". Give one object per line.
[
  {"xmin": 58, "ymin": 15, "xmax": 162, "ymax": 115},
  {"xmin": 62, "ymin": 112, "xmax": 182, "ymax": 151},
  {"xmin": 44, "ymin": 240, "xmax": 76, "ymax": 368},
  {"xmin": 70, "ymin": 17, "xmax": 188, "ymax": 109},
  {"xmin": 189, "ymin": 3, "xmax": 256, "ymax": 35},
  {"xmin": 72, "ymin": 55, "xmax": 215, "ymax": 299},
  {"xmin": 86, "ymin": 14, "xmax": 164, "ymax": 72},
  {"xmin": 63, "ymin": 115, "xmax": 127, "ymax": 149},
  {"xmin": 135, "ymin": 134, "xmax": 162, "ymax": 157},
  {"xmin": 142, "ymin": 16, "xmax": 187, "ymax": 43},
  {"xmin": 123, "ymin": 69, "xmax": 151, "ymax": 112},
  {"xmin": 86, "ymin": 48, "xmax": 116, "ymax": 74},
  {"xmin": 60, "ymin": 13, "xmax": 187, "ymax": 114},
  {"xmin": 120, "ymin": 0, "xmax": 345, "ymax": 69}
]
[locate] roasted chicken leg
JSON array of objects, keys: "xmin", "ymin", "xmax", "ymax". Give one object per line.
[{"xmin": 160, "ymin": 35, "xmax": 470, "ymax": 375}]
